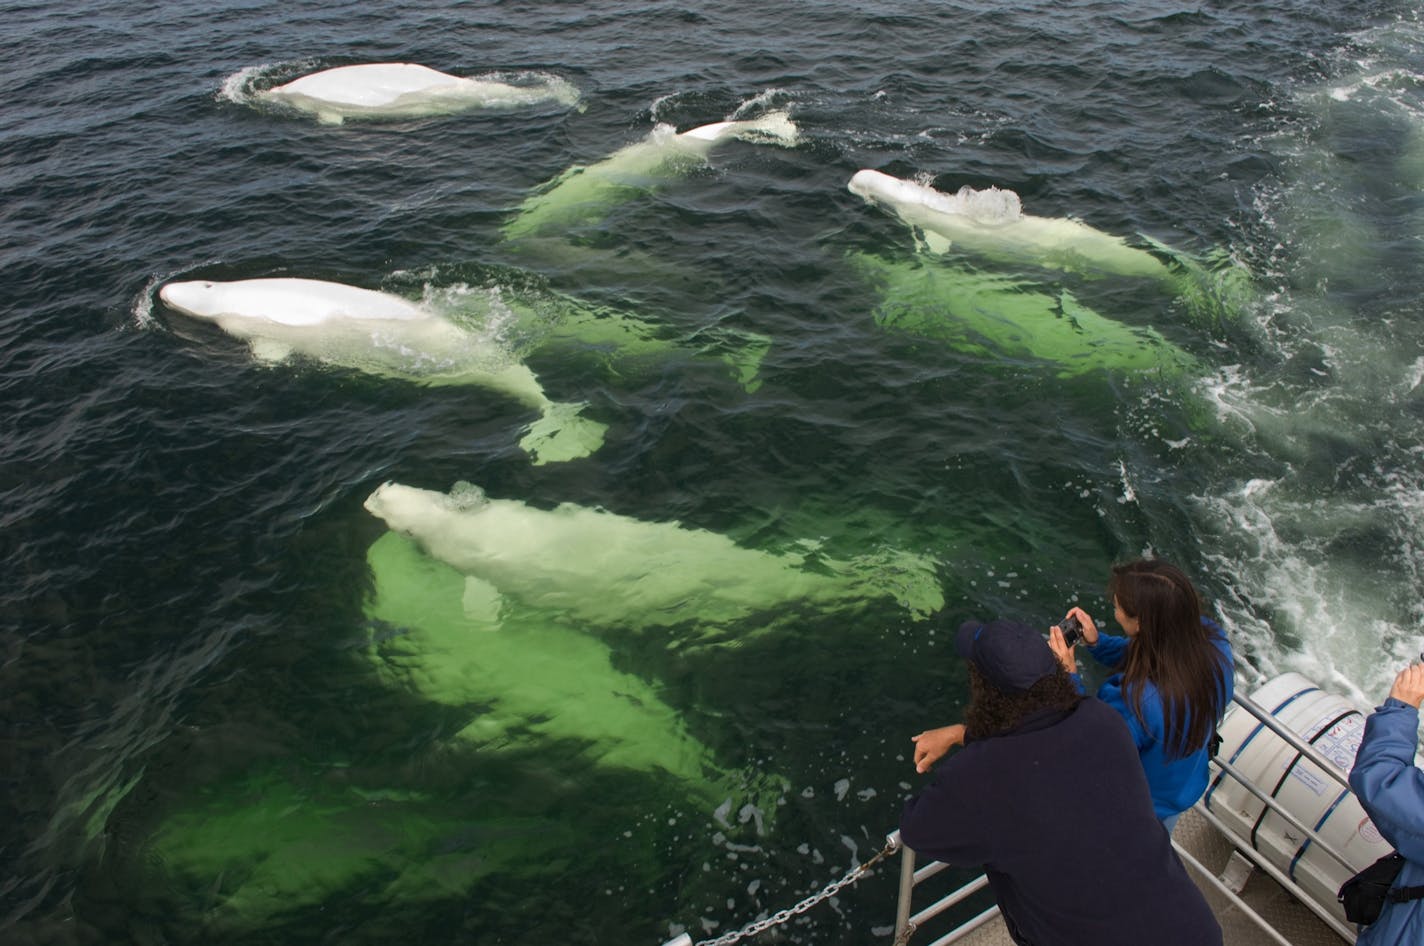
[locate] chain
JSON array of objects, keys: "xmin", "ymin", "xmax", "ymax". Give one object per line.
[{"xmin": 692, "ymin": 840, "xmax": 899, "ymax": 946}]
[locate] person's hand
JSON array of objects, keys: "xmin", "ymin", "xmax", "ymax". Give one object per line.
[
  {"xmin": 912, "ymin": 724, "xmax": 966, "ymax": 773},
  {"xmin": 1048, "ymin": 625, "xmax": 1076, "ymax": 674},
  {"xmin": 1389, "ymin": 663, "xmax": 1424, "ymax": 708},
  {"xmin": 1065, "ymin": 606, "xmax": 1099, "ymax": 645}
]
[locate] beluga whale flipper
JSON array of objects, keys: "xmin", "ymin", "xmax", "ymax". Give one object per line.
[
  {"xmin": 158, "ymin": 278, "xmax": 605, "ymax": 464},
  {"xmin": 256, "ymin": 63, "xmax": 580, "ymax": 124},
  {"xmin": 503, "ymin": 111, "xmax": 800, "ymax": 240}
]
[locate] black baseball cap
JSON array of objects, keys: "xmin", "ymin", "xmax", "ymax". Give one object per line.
[{"xmin": 956, "ymin": 618, "xmax": 1059, "ymax": 693}]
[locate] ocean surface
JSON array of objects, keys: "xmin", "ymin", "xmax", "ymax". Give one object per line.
[{"xmin": 5, "ymin": 0, "xmax": 1424, "ymax": 943}]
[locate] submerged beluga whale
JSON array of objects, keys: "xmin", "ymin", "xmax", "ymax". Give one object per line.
[
  {"xmin": 849, "ymin": 252, "xmax": 1203, "ymax": 378},
  {"xmin": 503, "ymin": 111, "xmax": 800, "ymax": 240},
  {"xmin": 362, "ymin": 529, "xmax": 785, "ymax": 817},
  {"xmin": 362, "ymin": 481, "xmax": 944, "ymax": 642},
  {"xmin": 257, "ymin": 63, "xmax": 581, "ymax": 124},
  {"xmin": 158, "ymin": 278, "xmax": 605, "ymax": 464}
]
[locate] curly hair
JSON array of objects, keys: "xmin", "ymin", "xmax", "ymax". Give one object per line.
[{"xmin": 964, "ymin": 664, "xmax": 1083, "ymax": 739}]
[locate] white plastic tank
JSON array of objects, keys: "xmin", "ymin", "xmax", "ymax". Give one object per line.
[{"xmin": 1206, "ymin": 671, "xmax": 1400, "ymax": 925}]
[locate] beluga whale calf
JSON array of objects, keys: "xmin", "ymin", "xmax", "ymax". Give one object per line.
[
  {"xmin": 503, "ymin": 111, "xmax": 800, "ymax": 240},
  {"xmin": 257, "ymin": 63, "xmax": 581, "ymax": 124},
  {"xmin": 158, "ymin": 277, "xmax": 605, "ymax": 465}
]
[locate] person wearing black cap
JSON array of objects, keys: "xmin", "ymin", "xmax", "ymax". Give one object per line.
[{"xmin": 899, "ymin": 618, "xmax": 1221, "ymax": 946}]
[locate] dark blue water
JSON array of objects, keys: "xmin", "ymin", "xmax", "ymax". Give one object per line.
[{"xmin": 6, "ymin": 1, "xmax": 1424, "ymax": 943}]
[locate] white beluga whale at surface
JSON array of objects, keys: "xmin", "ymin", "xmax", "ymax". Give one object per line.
[
  {"xmin": 362, "ymin": 481, "xmax": 944, "ymax": 643},
  {"xmin": 848, "ymin": 169, "xmax": 1255, "ymax": 329},
  {"xmin": 158, "ymin": 278, "xmax": 605, "ymax": 465},
  {"xmin": 257, "ymin": 63, "xmax": 580, "ymax": 124},
  {"xmin": 503, "ymin": 111, "xmax": 800, "ymax": 239},
  {"xmin": 848, "ymin": 169, "xmax": 1173, "ymax": 281}
]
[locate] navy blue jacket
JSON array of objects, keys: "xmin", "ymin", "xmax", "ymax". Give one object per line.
[{"xmin": 901, "ymin": 697, "xmax": 1221, "ymax": 946}]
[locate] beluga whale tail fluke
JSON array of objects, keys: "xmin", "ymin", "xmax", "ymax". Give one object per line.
[
  {"xmin": 157, "ymin": 277, "xmax": 605, "ymax": 465},
  {"xmin": 255, "ymin": 63, "xmax": 581, "ymax": 124},
  {"xmin": 502, "ymin": 110, "xmax": 800, "ymax": 240}
]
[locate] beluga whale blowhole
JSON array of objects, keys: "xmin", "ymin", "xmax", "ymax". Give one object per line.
[
  {"xmin": 256, "ymin": 63, "xmax": 581, "ymax": 124},
  {"xmin": 158, "ymin": 277, "xmax": 605, "ymax": 465}
]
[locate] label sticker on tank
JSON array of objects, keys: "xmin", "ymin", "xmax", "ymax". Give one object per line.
[
  {"xmin": 1290, "ymin": 765, "xmax": 1328, "ymax": 795},
  {"xmin": 1311, "ymin": 714, "xmax": 1365, "ymax": 772}
]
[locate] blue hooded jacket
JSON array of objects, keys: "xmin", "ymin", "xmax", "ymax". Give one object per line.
[
  {"xmin": 1079, "ymin": 617, "xmax": 1234, "ymax": 819},
  {"xmin": 1349, "ymin": 698, "xmax": 1424, "ymax": 946}
]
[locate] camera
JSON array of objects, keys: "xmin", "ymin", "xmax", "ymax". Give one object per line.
[{"xmin": 1058, "ymin": 614, "xmax": 1082, "ymax": 648}]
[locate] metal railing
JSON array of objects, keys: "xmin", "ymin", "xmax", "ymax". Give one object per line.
[{"xmin": 890, "ymin": 685, "xmax": 1364, "ymax": 945}]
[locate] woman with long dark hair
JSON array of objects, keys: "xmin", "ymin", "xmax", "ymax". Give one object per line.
[{"xmin": 1050, "ymin": 558, "xmax": 1235, "ymax": 833}]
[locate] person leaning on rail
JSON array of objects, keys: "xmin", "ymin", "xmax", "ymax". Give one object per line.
[
  {"xmin": 900, "ymin": 618, "xmax": 1221, "ymax": 946},
  {"xmin": 1347, "ymin": 661, "xmax": 1424, "ymax": 946}
]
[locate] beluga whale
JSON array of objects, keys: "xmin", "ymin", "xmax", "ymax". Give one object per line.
[
  {"xmin": 361, "ymin": 529, "xmax": 785, "ymax": 808},
  {"xmin": 849, "ymin": 252, "xmax": 1203, "ymax": 379},
  {"xmin": 257, "ymin": 63, "xmax": 581, "ymax": 124},
  {"xmin": 503, "ymin": 111, "xmax": 800, "ymax": 240},
  {"xmin": 848, "ymin": 168, "xmax": 1254, "ymax": 331},
  {"xmin": 158, "ymin": 278, "xmax": 605, "ymax": 464},
  {"xmin": 848, "ymin": 169, "xmax": 1174, "ymax": 282},
  {"xmin": 362, "ymin": 480, "xmax": 944, "ymax": 645}
]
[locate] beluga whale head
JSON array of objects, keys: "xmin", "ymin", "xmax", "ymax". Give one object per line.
[
  {"xmin": 363, "ymin": 481, "xmax": 492, "ymax": 541},
  {"xmin": 158, "ymin": 280, "xmax": 225, "ymax": 321}
]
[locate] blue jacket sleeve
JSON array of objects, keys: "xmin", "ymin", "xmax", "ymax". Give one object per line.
[
  {"xmin": 1349, "ymin": 698, "xmax": 1424, "ymax": 863},
  {"xmin": 1206, "ymin": 619, "xmax": 1235, "ymax": 710},
  {"xmin": 1086, "ymin": 633, "xmax": 1128, "ymax": 669},
  {"xmin": 1097, "ymin": 676, "xmax": 1154, "ymax": 751}
]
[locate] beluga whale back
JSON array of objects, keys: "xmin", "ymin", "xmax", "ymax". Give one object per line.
[
  {"xmin": 158, "ymin": 277, "xmax": 605, "ymax": 465},
  {"xmin": 257, "ymin": 63, "xmax": 581, "ymax": 124}
]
